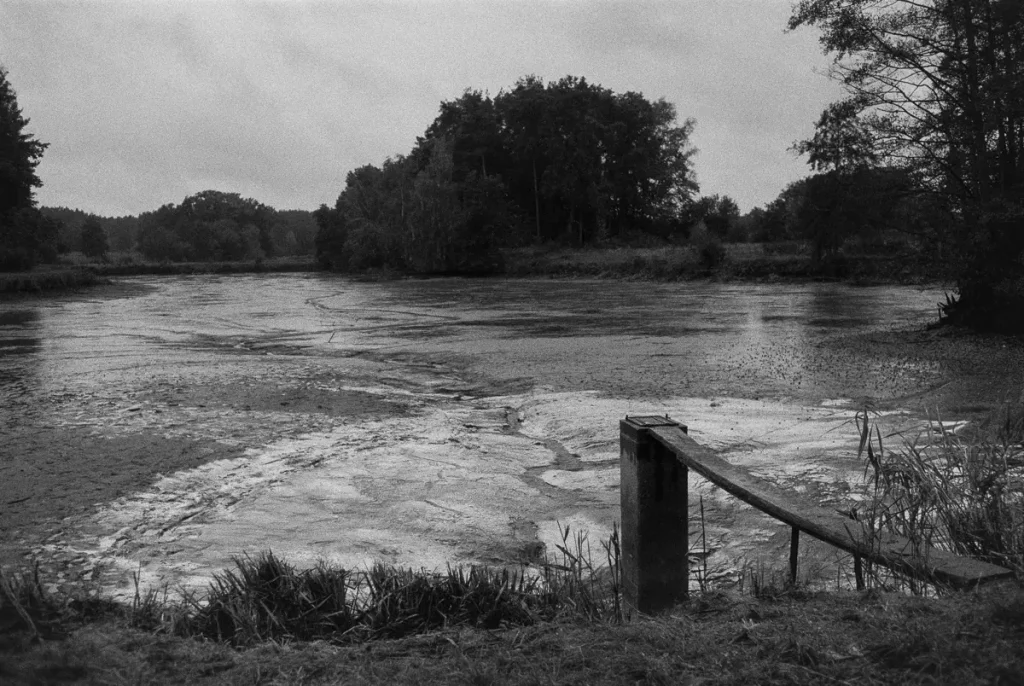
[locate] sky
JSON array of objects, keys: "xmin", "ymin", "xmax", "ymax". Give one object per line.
[{"xmin": 0, "ymin": 1, "xmax": 841, "ymax": 217}]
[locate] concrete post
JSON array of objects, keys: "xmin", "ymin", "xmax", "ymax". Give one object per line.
[{"xmin": 619, "ymin": 416, "xmax": 689, "ymax": 614}]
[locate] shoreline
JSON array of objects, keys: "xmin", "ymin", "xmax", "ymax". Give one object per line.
[{"xmin": 0, "ymin": 246, "xmax": 952, "ymax": 295}]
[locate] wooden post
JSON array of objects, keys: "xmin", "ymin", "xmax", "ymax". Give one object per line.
[
  {"xmin": 789, "ymin": 527, "xmax": 799, "ymax": 585},
  {"xmin": 620, "ymin": 416, "xmax": 689, "ymax": 614}
]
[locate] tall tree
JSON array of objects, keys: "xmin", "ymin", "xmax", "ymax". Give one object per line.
[
  {"xmin": 0, "ymin": 66, "xmax": 53, "ymax": 269},
  {"xmin": 790, "ymin": 0, "xmax": 1024, "ymax": 330},
  {"xmin": 495, "ymin": 76, "xmax": 698, "ymax": 245}
]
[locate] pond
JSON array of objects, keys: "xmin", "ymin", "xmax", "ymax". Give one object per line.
[{"xmin": 1, "ymin": 274, "xmax": 1016, "ymax": 596}]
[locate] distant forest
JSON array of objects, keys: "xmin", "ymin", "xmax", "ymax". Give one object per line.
[{"xmin": 40, "ymin": 196, "xmax": 318, "ymax": 262}]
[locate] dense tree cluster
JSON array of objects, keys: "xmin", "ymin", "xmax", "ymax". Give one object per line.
[
  {"xmin": 41, "ymin": 202, "xmax": 317, "ymax": 262},
  {"xmin": 0, "ymin": 67, "xmax": 57, "ymax": 270},
  {"xmin": 133, "ymin": 190, "xmax": 317, "ymax": 262},
  {"xmin": 738, "ymin": 167, "xmax": 947, "ymax": 262},
  {"xmin": 41, "ymin": 207, "xmax": 140, "ymax": 254},
  {"xmin": 137, "ymin": 191, "xmax": 275, "ymax": 262},
  {"xmin": 315, "ymin": 76, "xmax": 699, "ymax": 273},
  {"xmin": 789, "ymin": 0, "xmax": 1024, "ymax": 331}
]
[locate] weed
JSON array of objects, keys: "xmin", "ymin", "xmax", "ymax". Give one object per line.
[
  {"xmin": 0, "ymin": 562, "xmax": 61, "ymax": 640},
  {"xmin": 854, "ymin": 406, "xmax": 1024, "ymax": 591}
]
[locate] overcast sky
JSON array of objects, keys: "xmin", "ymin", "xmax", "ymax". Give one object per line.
[{"xmin": 1, "ymin": 1, "xmax": 839, "ymax": 217}]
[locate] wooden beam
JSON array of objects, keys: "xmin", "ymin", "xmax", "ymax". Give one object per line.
[
  {"xmin": 620, "ymin": 416, "xmax": 690, "ymax": 614},
  {"xmin": 649, "ymin": 424, "xmax": 1013, "ymax": 589}
]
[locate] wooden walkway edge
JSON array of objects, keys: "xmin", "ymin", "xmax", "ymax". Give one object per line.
[
  {"xmin": 619, "ymin": 416, "xmax": 1015, "ymax": 614},
  {"xmin": 649, "ymin": 424, "xmax": 1014, "ymax": 588}
]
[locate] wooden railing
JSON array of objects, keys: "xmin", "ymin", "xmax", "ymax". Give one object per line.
[{"xmin": 620, "ymin": 416, "xmax": 1014, "ymax": 614}]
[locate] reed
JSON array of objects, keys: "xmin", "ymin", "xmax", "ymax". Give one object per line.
[{"xmin": 854, "ymin": 405, "xmax": 1024, "ymax": 591}]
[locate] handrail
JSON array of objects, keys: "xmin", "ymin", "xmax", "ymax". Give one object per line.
[{"xmin": 620, "ymin": 415, "xmax": 1014, "ymax": 614}]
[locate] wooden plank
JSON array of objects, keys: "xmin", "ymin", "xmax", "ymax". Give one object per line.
[{"xmin": 649, "ymin": 425, "xmax": 1014, "ymax": 588}]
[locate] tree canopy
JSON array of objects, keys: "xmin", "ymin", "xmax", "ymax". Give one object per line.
[
  {"xmin": 316, "ymin": 75, "xmax": 699, "ymax": 274},
  {"xmin": 790, "ymin": 0, "xmax": 1024, "ymax": 330},
  {"xmin": 137, "ymin": 190, "xmax": 277, "ymax": 262}
]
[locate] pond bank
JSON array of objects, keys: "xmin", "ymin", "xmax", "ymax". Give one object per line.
[
  {"xmin": 0, "ymin": 269, "xmax": 107, "ymax": 293},
  {"xmin": 2, "ymin": 573, "xmax": 1022, "ymax": 685},
  {"xmin": 501, "ymin": 244, "xmax": 948, "ymax": 286},
  {"xmin": 1, "ymin": 243, "xmax": 949, "ymax": 296}
]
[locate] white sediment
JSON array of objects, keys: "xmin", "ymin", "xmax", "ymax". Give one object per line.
[{"xmin": 61, "ymin": 388, "xmax": 917, "ymax": 600}]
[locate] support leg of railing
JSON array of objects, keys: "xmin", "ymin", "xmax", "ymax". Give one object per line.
[
  {"xmin": 620, "ymin": 416, "xmax": 688, "ymax": 615},
  {"xmin": 789, "ymin": 527, "xmax": 799, "ymax": 585},
  {"xmin": 854, "ymin": 555, "xmax": 865, "ymax": 590}
]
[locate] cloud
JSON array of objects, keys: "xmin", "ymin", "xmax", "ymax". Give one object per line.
[{"xmin": 0, "ymin": 0, "xmax": 838, "ymax": 215}]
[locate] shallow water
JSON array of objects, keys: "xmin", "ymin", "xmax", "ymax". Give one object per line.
[{"xmin": 0, "ymin": 275, "xmax": 995, "ymax": 596}]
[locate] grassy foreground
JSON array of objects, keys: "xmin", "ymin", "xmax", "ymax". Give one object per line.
[
  {"xmin": 3, "ymin": 512, "xmax": 1024, "ymax": 686},
  {"xmin": 1, "ymin": 565, "xmax": 1022, "ymax": 685}
]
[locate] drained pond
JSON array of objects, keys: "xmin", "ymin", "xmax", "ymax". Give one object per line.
[{"xmin": 2, "ymin": 275, "xmax": 1022, "ymax": 598}]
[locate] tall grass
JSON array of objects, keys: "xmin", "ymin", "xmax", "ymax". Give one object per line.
[
  {"xmin": 854, "ymin": 406, "xmax": 1024, "ymax": 590},
  {"xmin": 2, "ymin": 524, "xmax": 626, "ymax": 647},
  {"xmin": 0, "ymin": 563, "xmax": 53, "ymax": 640},
  {"xmin": 55, "ymin": 522, "xmax": 621, "ymax": 647}
]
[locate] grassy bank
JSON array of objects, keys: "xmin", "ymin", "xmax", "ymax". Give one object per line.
[
  {"xmin": 0, "ymin": 268, "xmax": 107, "ymax": 293},
  {"xmin": 51, "ymin": 252, "xmax": 319, "ymax": 277},
  {"xmin": 6, "ymin": 244, "xmax": 945, "ymax": 289},
  {"xmin": 0, "ymin": 256, "xmax": 319, "ymax": 293},
  {"xmin": 502, "ymin": 243, "xmax": 947, "ymax": 285},
  {"xmin": 1, "ymin": 555, "xmax": 1022, "ymax": 685},
  {"xmin": 89, "ymin": 257, "xmax": 319, "ymax": 276}
]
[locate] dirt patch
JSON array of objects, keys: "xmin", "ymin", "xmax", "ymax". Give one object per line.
[{"xmin": 0, "ymin": 428, "xmax": 244, "ymax": 557}]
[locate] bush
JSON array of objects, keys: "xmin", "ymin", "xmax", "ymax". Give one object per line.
[{"xmin": 696, "ymin": 235, "xmax": 726, "ymax": 270}]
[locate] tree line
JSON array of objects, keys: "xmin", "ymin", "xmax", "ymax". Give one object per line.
[
  {"xmin": 313, "ymin": 76, "xmax": 700, "ymax": 273},
  {"xmin": 36, "ymin": 196, "xmax": 318, "ymax": 263}
]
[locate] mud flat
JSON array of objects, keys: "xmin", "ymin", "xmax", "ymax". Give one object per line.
[{"xmin": 1, "ymin": 275, "xmax": 1021, "ymax": 599}]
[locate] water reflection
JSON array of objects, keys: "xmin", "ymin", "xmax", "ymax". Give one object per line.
[
  {"xmin": 0, "ymin": 307, "xmax": 42, "ymax": 422},
  {"xmin": 0, "ymin": 309, "xmax": 40, "ymax": 356}
]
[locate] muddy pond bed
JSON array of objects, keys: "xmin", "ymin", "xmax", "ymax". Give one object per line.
[{"xmin": 1, "ymin": 274, "xmax": 1022, "ymax": 599}]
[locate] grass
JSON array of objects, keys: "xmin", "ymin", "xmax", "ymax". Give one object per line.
[
  {"xmin": 3, "ymin": 565, "xmax": 1023, "ymax": 684},
  {"xmin": 0, "ymin": 254, "xmax": 318, "ymax": 293},
  {"xmin": 0, "ymin": 267, "xmax": 106, "ymax": 293},
  {"xmin": 852, "ymin": 405, "xmax": 1024, "ymax": 592},
  {"xmin": 501, "ymin": 242, "xmax": 936, "ymax": 284}
]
